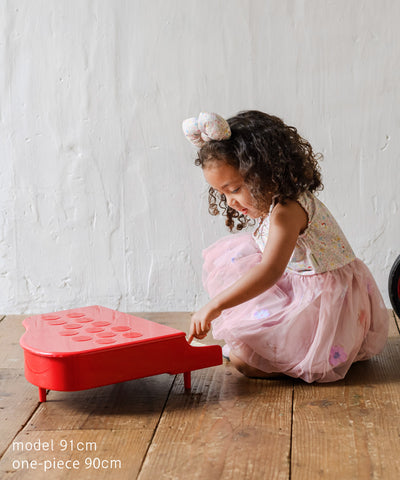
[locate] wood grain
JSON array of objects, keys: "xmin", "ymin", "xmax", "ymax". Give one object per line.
[
  {"xmin": 138, "ymin": 362, "xmax": 293, "ymax": 480},
  {"xmin": 1, "ymin": 310, "xmax": 399, "ymax": 479},
  {"xmin": 26, "ymin": 375, "xmax": 175, "ymax": 431},
  {"xmin": 0, "ymin": 429, "xmax": 149, "ymax": 479},
  {"xmin": 388, "ymin": 310, "xmax": 399, "ymax": 337},
  {"xmin": 0, "ymin": 370, "xmax": 39, "ymax": 458},
  {"xmin": 393, "ymin": 310, "xmax": 400, "ymax": 335},
  {"xmin": 291, "ymin": 337, "xmax": 400, "ymax": 479},
  {"xmin": 0, "ymin": 373, "xmax": 175, "ymax": 478},
  {"xmin": 0, "ymin": 315, "xmax": 40, "ymax": 457}
]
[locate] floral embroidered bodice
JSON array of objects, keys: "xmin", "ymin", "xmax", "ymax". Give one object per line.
[{"xmin": 253, "ymin": 192, "xmax": 356, "ymax": 275}]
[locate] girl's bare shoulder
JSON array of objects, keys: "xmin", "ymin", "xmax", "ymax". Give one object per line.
[{"xmin": 270, "ymin": 199, "xmax": 308, "ymax": 234}]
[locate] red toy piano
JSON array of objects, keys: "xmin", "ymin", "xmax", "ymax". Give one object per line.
[{"xmin": 20, "ymin": 306, "xmax": 222, "ymax": 402}]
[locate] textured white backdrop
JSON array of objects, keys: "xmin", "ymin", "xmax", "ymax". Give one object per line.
[{"xmin": 1, "ymin": 0, "xmax": 399, "ymax": 313}]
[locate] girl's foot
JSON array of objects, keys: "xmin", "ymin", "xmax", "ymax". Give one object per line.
[
  {"xmin": 222, "ymin": 344, "xmax": 231, "ymax": 360},
  {"xmin": 229, "ymin": 351, "xmax": 283, "ymax": 379}
]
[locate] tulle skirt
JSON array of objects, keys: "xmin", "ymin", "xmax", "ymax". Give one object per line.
[{"xmin": 203, "ymin": 233, "xmax": 389, "ymax": 383}]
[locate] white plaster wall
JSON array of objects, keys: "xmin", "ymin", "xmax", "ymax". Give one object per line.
[{"xmin": 1, "ymin": 0, "xmax": 399, "ymax": 314}]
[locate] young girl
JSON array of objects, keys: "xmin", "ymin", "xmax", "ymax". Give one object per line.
[{"xmin": 182, "ymin": 110, "xmax": 388, "ymax": 383}]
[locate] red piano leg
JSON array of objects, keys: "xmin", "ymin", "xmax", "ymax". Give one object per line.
[
  {"xmin": 39, "ymin": 387, "xmax": 47, "ymax": 402},
  {"xmin": 184, "ymin": 371, "xmax": 191, "ymax": 389}
]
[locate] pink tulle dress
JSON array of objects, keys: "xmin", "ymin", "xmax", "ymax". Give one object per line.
[{"xmin": 204, "ymin": 192, "xmax": 388, "ymax": 382}]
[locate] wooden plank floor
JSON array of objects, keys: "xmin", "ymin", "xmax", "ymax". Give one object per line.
[{"xmin": 0, "ymin": 311, "xmax": 400, "ymax": 479}]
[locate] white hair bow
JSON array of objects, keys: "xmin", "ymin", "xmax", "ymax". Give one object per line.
[{"xmin": 182, "ymin": 112, "xmax": 231, "ymax": 148}]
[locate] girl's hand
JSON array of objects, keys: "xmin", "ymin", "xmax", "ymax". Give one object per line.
[{"xmin": 188, "ymin": 302, "xmax": 221, "ymax": 344}]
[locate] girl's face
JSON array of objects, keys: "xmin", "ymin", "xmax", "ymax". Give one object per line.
[{"xmin": 203, "ymin": 161, "xmax": 267, "ymax": 219}]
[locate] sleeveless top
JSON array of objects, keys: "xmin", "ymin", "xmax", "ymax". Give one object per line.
[{"xmin": 253, "ymin": 192, "xmax": 356, "ymax": 275}]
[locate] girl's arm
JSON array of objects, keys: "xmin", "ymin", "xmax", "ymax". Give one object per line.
[{"xmin": 188, "ymin": 200, "xmax": 308, "ymax": 342}]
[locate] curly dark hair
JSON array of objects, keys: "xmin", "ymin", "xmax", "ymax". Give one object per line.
[{"xmin": 195, "ymin": 110, "xmax": 323, "ymax": 231}]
